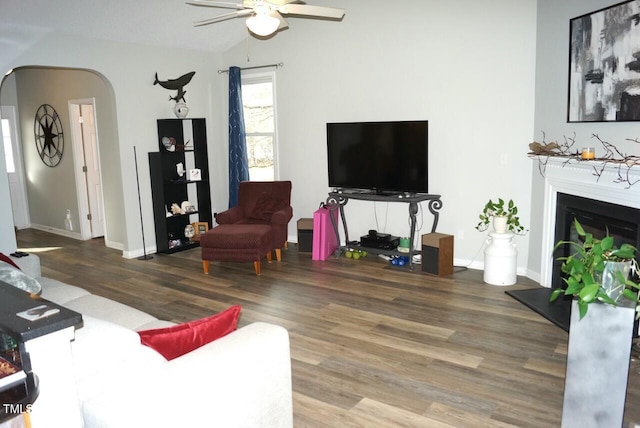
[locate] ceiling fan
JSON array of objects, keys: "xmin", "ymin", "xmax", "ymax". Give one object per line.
[{"xmin": 186, "ymin": 0, "xmax": 346, "ymax": 37}]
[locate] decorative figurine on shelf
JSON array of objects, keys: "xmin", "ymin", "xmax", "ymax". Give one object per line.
[
  {"xmin": 168, "ymin": 233, "xmax": 181, "ymax": 249},
  {"xmin": 162, "ymin": 136, "xmax": 176, "ymax": 152},
  {"xmin": 184, "ymin": 224, "xmax": 195, "ymax": 243},
  {"xmin": 153, "ymin": 71, "xmax": 195, "ymax": 119},
  {"xmin": 181, "ymin": 201, "xmax": 195, "ymax": 213},
  {"xmin": 188, "ymin": 168, "xmax": 202, "ymax": 181},
  {"xmin": 171, "ymin": 203, "xmax": 184, "ymax": 215},
  {"xmin": 175, "ymin": 139, "xmax": 191, "ymax": 151},
  {"xmin": 176, "ymin": 162, "xmax": 185, "ymax": 177}
]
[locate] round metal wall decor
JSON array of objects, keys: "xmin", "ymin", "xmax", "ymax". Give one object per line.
[{"xmin": 34, "ymin": 104, "xmax": 64, "ymax": 167}]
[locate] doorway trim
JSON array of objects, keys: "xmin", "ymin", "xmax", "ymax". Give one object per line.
[
  {"xmin": 68, "ymin": 97, "xmax": 106, "ymax": 241},
  {"xmin": 1, "ymin": 105, "xmax": 30, "ymax": 229}
]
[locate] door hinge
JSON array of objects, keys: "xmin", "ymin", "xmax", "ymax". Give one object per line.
[
  {"xmin": 82, "ymin": 165, "xmax": 87, "ymax": 173},
  {"xmin": 87, "ymin": 213, "xmax": 92, "ymax": 221}
]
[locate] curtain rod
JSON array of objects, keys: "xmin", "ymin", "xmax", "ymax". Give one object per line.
[{"xmin": 218, "ymin": 62, "xmax": 284, "ymax": 74}]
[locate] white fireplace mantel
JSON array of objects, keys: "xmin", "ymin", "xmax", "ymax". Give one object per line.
[{"xmin": 538, "ymin": 156, "xmax": 640, "ymax": 287}]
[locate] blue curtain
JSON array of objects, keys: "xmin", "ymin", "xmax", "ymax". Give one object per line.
[{"xmin": 228, "ymin": 66, "xmax": 249, "ymax": 208}]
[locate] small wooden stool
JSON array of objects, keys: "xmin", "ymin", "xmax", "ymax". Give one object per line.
[{"xmin": 200, "ymin": 224, "xmax": 275, "ymax": 275}]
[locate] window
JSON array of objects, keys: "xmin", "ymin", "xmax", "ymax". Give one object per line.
[
  {"xmin": 242, "ymin": 73, "xmax": 277, "ymax": 181},
  {"xmin": 2, "ymin": 118, "xmax": 15, "ymax": 173}
]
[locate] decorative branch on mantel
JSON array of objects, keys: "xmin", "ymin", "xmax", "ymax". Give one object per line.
[{"xmin": 528, "ymin": 132, "xmax": 640, "ymax": 188}]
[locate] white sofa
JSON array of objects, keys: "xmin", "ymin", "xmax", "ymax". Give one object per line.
[{"xmin": 11, "ymin": 255, "xmax": 293, "ymax": 428}]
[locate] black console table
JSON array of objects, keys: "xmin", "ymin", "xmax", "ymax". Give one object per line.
[{"xmin": 326, "ymin": 191, "xmax": 442, "ymax": 269}]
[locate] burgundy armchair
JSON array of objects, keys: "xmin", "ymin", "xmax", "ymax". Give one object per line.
[{"xmin": 215, "ymin": 181, "xmax": 293, "ymax": 256}]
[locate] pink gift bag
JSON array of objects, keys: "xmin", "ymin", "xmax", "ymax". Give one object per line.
[{"xmin": 312, "ymin": 203, "xmax": 339, "ymax": 261}]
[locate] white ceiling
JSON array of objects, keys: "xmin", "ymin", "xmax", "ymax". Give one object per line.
[{"xmin": 0, "ymin": 0, "xmax": 248, "ymax": 55}]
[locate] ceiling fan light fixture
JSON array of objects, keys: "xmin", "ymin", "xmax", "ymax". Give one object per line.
[{"xmin": 246, "ymin": 14, "xmax": 280, "ymax": 36}]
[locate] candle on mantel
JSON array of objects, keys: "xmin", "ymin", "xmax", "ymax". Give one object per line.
[{"xmin": 581, "ymin": 147, "xmax": 595, "ymax": 160}]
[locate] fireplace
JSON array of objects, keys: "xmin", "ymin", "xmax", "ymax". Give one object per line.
[
  {"xmin": 539, "ymin": 158, "xmax": 640, "ymax": 288},
  {"xmin": 552, "ymin": 193, "xmax": 640, "ymax": 289},
  {"xmin": 507, "ymin": 158, "xmax": 640, "ymax": 332}
]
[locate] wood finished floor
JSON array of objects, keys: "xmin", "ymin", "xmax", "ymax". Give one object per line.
[{"xmin": 16, "ymin": 229, "xmax": 640, "ymax": 427}]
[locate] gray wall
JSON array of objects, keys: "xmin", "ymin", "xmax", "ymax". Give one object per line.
[
  {"xmin": 13, "ymin": 67, "xmax": 124, "ymax": 246},
  {"xmin": 529, "ymin": 0, "xmax": 640, "ymax": 281},
  {"xmin": 223, "ymin": 0, "xmax": 538, "ymax": 272},
  {"xmin": 0, "ymin": 35, "xmax": 223, "ymax": 257}
]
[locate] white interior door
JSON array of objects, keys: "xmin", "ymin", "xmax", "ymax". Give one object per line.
[
  {"xmin": 1, "ymin": 105, "xmax": 30, "ymax": 229},
  {"xmin": 69, "ymin": 100, "xmax": 105, "ymax": 239},
  {"xmin": 80, "ymin": 104, "xmax": 104, "ymax": 238}
]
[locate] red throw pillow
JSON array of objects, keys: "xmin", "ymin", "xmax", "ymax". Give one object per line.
[
  {"xmin": 0, "ymin": 253, "xmax": 20, "ymax": 270},
  {"xmin": 138, "ymin": 306, "xmax": 241, "ymax": 360}
]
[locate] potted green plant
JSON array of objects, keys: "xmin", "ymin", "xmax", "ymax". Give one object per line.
[
  {"xmin": 550, "ymin": 218, "xmax": 640, "ymax": 319},
  {"xmin": 475, "ymin": 198, "xmax": 526, "ymax": 235},
  {"xmin": 550, "ymin": 218, "xmax": 640, "ymax": 426}
]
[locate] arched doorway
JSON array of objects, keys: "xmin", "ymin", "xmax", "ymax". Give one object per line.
[{"xmin": 0, "ymin": 66, "xmax": 122, "ymax": 249}]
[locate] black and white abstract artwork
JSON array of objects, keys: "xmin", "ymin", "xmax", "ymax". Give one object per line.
[{"xmin": 568, "ymin": 0, "xmax": 640, "ymax": 122}]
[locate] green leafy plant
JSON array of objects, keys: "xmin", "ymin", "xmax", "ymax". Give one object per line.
[
  {"xmin": 475, "ymin": 198, "xmax": 526, "ymax": 234},
  {"xmin": 550, "ymin": 218, "xmax": 640, "ymax": 319}
]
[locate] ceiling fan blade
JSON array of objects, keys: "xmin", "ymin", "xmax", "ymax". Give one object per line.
[
  {"xmin": 277, "ymin": 4, "xmax": 345, "ymax": 19},
  {"xmin": 271, "ymin": 11, "xmax": 289, "ymax": 30},
  {"xmin": 193, "ymin": 9, "xmax": 252, "ymax": 26},
  {"xmin": 265, "ymin": 0, "xmax": 301, "ymax": 6},
  {"xmin": 241, "ymin": 0, "xmax": 299, "ymax": 6},
  {"xmin": 186, "ymin": 1, "xmax": 246, "ymax": 9}
]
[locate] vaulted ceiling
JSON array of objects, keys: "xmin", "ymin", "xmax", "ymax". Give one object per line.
[{"xmin": 0, "ymin": 0, "xmax": 248, "ymax": 59}]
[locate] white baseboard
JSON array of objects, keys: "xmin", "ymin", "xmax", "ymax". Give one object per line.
[
  {"xmin": 104, "ymin": 239, "xmax": 124, "ymax": 252},
  {"xmin": 453, "ymin": 258, "xmax": 483, "ymax": 271},
  {"xmin": 524, "ymin": 268, "xmax": 542, "ymax": 285},
  {"xmin": 30, "ymin": 225, "xmax": 127, "ymax": 255},
  {"xmin": 454, "ymin": 257, "xmax": 534, "ymax": 278},
  {"xmin": 30, "ymin": 224, "xmax": 83, "ymax": 240},
  {"xmin": 122, "ymin": 246, "xmax": 157, "ymax": 260}
]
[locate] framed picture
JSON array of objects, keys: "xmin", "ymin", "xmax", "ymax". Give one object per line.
[
  {"xmin": 188, "ymin": 168, "xmax": 202, "ymax": 181},
  {"xmin": 568, "ymin": 0, "xmax": 640, "ymax": 122},
  {"xmin": 192, "ymin": 222, "xmax": 209, "ymax": 236}
]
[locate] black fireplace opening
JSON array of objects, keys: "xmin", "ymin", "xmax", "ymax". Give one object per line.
[
  {"xmin": 507, "ymin": 192, "xmax": 640, "ymax": 333},
  {"xmin": 552, "ymin": 193, "xmax": 640, "ymax": 289}
]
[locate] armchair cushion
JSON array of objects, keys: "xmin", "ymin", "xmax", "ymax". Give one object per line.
[
  {"xmin": 272, "ymin": 206, "xmax": 293, "ymax": 225},
  {"xmin": 250, "ymin": 192, "xmax": 288, "ymax": 222},
  {"xmin": 138, "ymin": 306, "xmax": 241, "ymax": 360},
  {"xmin": 215, "ymin": 206, "xmax": 244, "ymax": 225},
  {"xmin": 215, "ymin": 181, "xmax": 293, "ymax": 248}
]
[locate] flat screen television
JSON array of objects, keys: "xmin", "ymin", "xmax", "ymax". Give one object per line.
[{"xmin": 326, "ymin": 120, "xmax": 428, "ymax": 194}]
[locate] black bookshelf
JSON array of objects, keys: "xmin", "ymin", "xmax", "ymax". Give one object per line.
[{"xmin": 149, "ymin": 119, "xmax": 212, "ymax": 254}]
